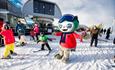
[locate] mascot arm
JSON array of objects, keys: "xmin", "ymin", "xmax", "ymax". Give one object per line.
[
  {"xmin": 73, "ymin": 33, "xmax": 83, "ymax": 42},
  {"xmin": 54, "ymin": 32, "xmax": 62, "ymax": 36}
]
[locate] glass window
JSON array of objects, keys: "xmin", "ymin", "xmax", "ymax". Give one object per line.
[{"xmin": 33, "ymin": 0, "xmax": 55, "ymax": 15}]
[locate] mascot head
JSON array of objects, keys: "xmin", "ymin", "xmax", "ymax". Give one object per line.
[{"xmin": 58, "ymin": 14, "xmax": 79, "ymax": 33}]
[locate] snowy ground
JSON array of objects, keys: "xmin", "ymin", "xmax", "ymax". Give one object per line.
[{"xmin": 0, "ymin": 33, "xmax": 115, "ymax": 70}]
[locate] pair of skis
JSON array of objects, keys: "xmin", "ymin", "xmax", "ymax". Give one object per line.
[
  {"xmin": 0, "ymin": 53, "xmax": 31, "ymax": 60},
  {"xmin": 98, "ymin": 39, "xmax": 108, "ymax": 42},
  {"xmin": 33, "ymin": 50, "xmax": 51, "ymax": 56},
  {"xmin": 0, "ymin": 50, "xmax": 51, "ymax": 59}
]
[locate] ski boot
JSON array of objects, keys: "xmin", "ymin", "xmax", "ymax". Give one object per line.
[
  {"xmin": 10, "ymin": 50, "xmax": 17, "ymax": 56},
  {"xmin": 61, "ymin": 57, "xmax": 69, "ymax": 63}
]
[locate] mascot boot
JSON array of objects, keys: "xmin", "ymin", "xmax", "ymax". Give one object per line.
[{"xmin": 54, "ymin": 54, "xmax": 63, "ymax": 59}]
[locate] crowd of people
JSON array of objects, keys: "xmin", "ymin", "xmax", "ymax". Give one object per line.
[{"xmin": 0, "ymin": 19, "xmax": 40, "ymax": 59}]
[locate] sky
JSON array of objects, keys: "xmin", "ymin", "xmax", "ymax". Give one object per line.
[
  {"xmin": 47, "ymin": 0, "xmax": 115, "ymax": 28},
  {"xmin": 21, "ymin": 0, "xmax": 115, "ymax": 28}
]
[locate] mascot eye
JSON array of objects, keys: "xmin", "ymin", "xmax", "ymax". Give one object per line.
[
  {"xmin": 67, "ymin": 24, "xmax": 72, "ymax": 28},
  {"xmin": 59, "ymin": 24, "xmax": 62, "ymax": 28}
]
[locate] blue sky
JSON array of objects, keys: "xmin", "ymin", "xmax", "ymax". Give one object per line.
[{"xmin": 21, "ymin": 0, "xmax": 115, "ymax": 28}]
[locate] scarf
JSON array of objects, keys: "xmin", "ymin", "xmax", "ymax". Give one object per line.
[{"xmin": 60, "ymin": 32, "xmax": 74, "ymax": 43}]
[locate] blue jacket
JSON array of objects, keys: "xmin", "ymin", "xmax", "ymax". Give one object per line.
[{"xmin": 16, "ymin": 23, "xmax": 26, "ymax": 35}]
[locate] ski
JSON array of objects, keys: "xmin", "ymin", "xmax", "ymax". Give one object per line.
[
  {"xmin": 0, "ymin": 57, "xmax": 12, "ymax": 59},
  {"xmin": 33, "ymin": 50, "xmax": 43, "ymax": 53},
  {"xmin": 12, "ymin": 57, "xmax": 25, "ymax": 60},
  {"xmin": 0, "ymin": 57, "xmax": 25, "ymax": 60},
  {"xmin": 9, "ymin": 52, "xmax": 31, "ymax": 57},
  {"xmin": 33, "ymin": 50, "xmax": 52, "ymax": 56},
  {"xmin": 45, "ymin": 51, "xmax": 51, "ymax": 56},
  {"xmin": 98, "ymin": 39, "xmax": 108, "ymax": 42}
]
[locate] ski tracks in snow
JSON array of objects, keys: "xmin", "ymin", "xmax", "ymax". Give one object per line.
[
  {"xmin": 0, "ymin": 47, "xmax": 114, "ymax": 70},
  {"xmin": 0, "ymin": 35, "xmax": 115, "ymax": 70}
]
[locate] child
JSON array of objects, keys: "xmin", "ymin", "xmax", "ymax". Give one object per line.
[
  {"xmin": 33, "ymin": 23, "xmax": 40, "ymax": 41},
  {"xmin": 17, "ymin": 28, "xmax": 26, "ymax": 46},
  {"xmin": 16, "ymin": 21, "xmax": 26, "ymax": 46},
  {"xmin": 37, "ymin": 32, "xmax": 55, "ymax": 52},
  {"xmin": 0, "ymin": 23, "xmax": 16, "ymax": 59}
]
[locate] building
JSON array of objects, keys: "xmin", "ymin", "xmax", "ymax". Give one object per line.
[
  {"xmin": 22, "ymin": 0, "xmax": 62, "ymax": 34},
  {"xmin": 0, "ymin": 0, "xmax": 62, "ymax": 34},
  {"xmin": 0, "ymin": 0, "xmax": 23, "ymax": 29}
]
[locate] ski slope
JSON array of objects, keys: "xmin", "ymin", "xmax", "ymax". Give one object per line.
[{"xmin": 0, "ymin": 34, "xmax": 115, "ymax": 70}]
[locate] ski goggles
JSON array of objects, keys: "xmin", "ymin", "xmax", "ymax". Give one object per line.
[{"xmin": 59, "ymin": 14, "xmax": 75, "ymax": 23}]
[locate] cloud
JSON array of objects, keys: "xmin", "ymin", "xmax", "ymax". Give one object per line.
[{"xmin": 48, "ymin": 0, "xmax": 115, "ymax": 28}]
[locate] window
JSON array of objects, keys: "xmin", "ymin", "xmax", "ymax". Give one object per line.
[{"xmin": 33, "ymin": 0, "xmax": 55, "ymax": 15}]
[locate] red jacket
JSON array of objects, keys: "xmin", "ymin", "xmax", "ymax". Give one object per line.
[
  {"xmin": 0, "ymin": 29, "xmax": 15, "ymax": 45},
  {"xmin": 33, "ymin": 26, "xmax": 39, "ymax": 34},
  {"xmin": 55, "ymin": 32, "xmax": 82, "ymax": 49},
  {"xmin": 30, "ymin": 30, "xmax": 35, "ymax": 36}
]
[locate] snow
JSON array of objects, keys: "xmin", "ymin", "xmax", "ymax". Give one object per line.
[{"xmin": 0, "ymin": 33, "xmax": 115, "ymax": 70}]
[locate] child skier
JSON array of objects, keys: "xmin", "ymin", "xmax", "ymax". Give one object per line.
[
  {"xmin": 0, "ymin": 23, "xmax": 16, "ymax": 59},
  {"xmin": 54, "ymin": 14, "xmax": 83, "ymax": 63},
  {"xmin": 33, "ymin": 23, "xmax": 40, "ymax": 41},
  {"xmin": 37, "ymin": 32, "xmax": 55, "ymax": 53},
  {"xmin": 16, "ymin": 21, "xmax": 26, "ymax": 46}
]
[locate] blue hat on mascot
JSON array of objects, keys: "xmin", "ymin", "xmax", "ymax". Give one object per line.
[{"xmin": 58, "ymin": 14, "xmax": 79, "ymax": 31}]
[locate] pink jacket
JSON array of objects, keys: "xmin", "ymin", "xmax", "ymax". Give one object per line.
[{"xmin": 33, "ymin": 26, "xmax": 39, "ymax": 34}]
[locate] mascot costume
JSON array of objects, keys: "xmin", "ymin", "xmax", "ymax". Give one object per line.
[{"xmin": 54, "ymin": 14, "xmax": 83, "ymax": 63}]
